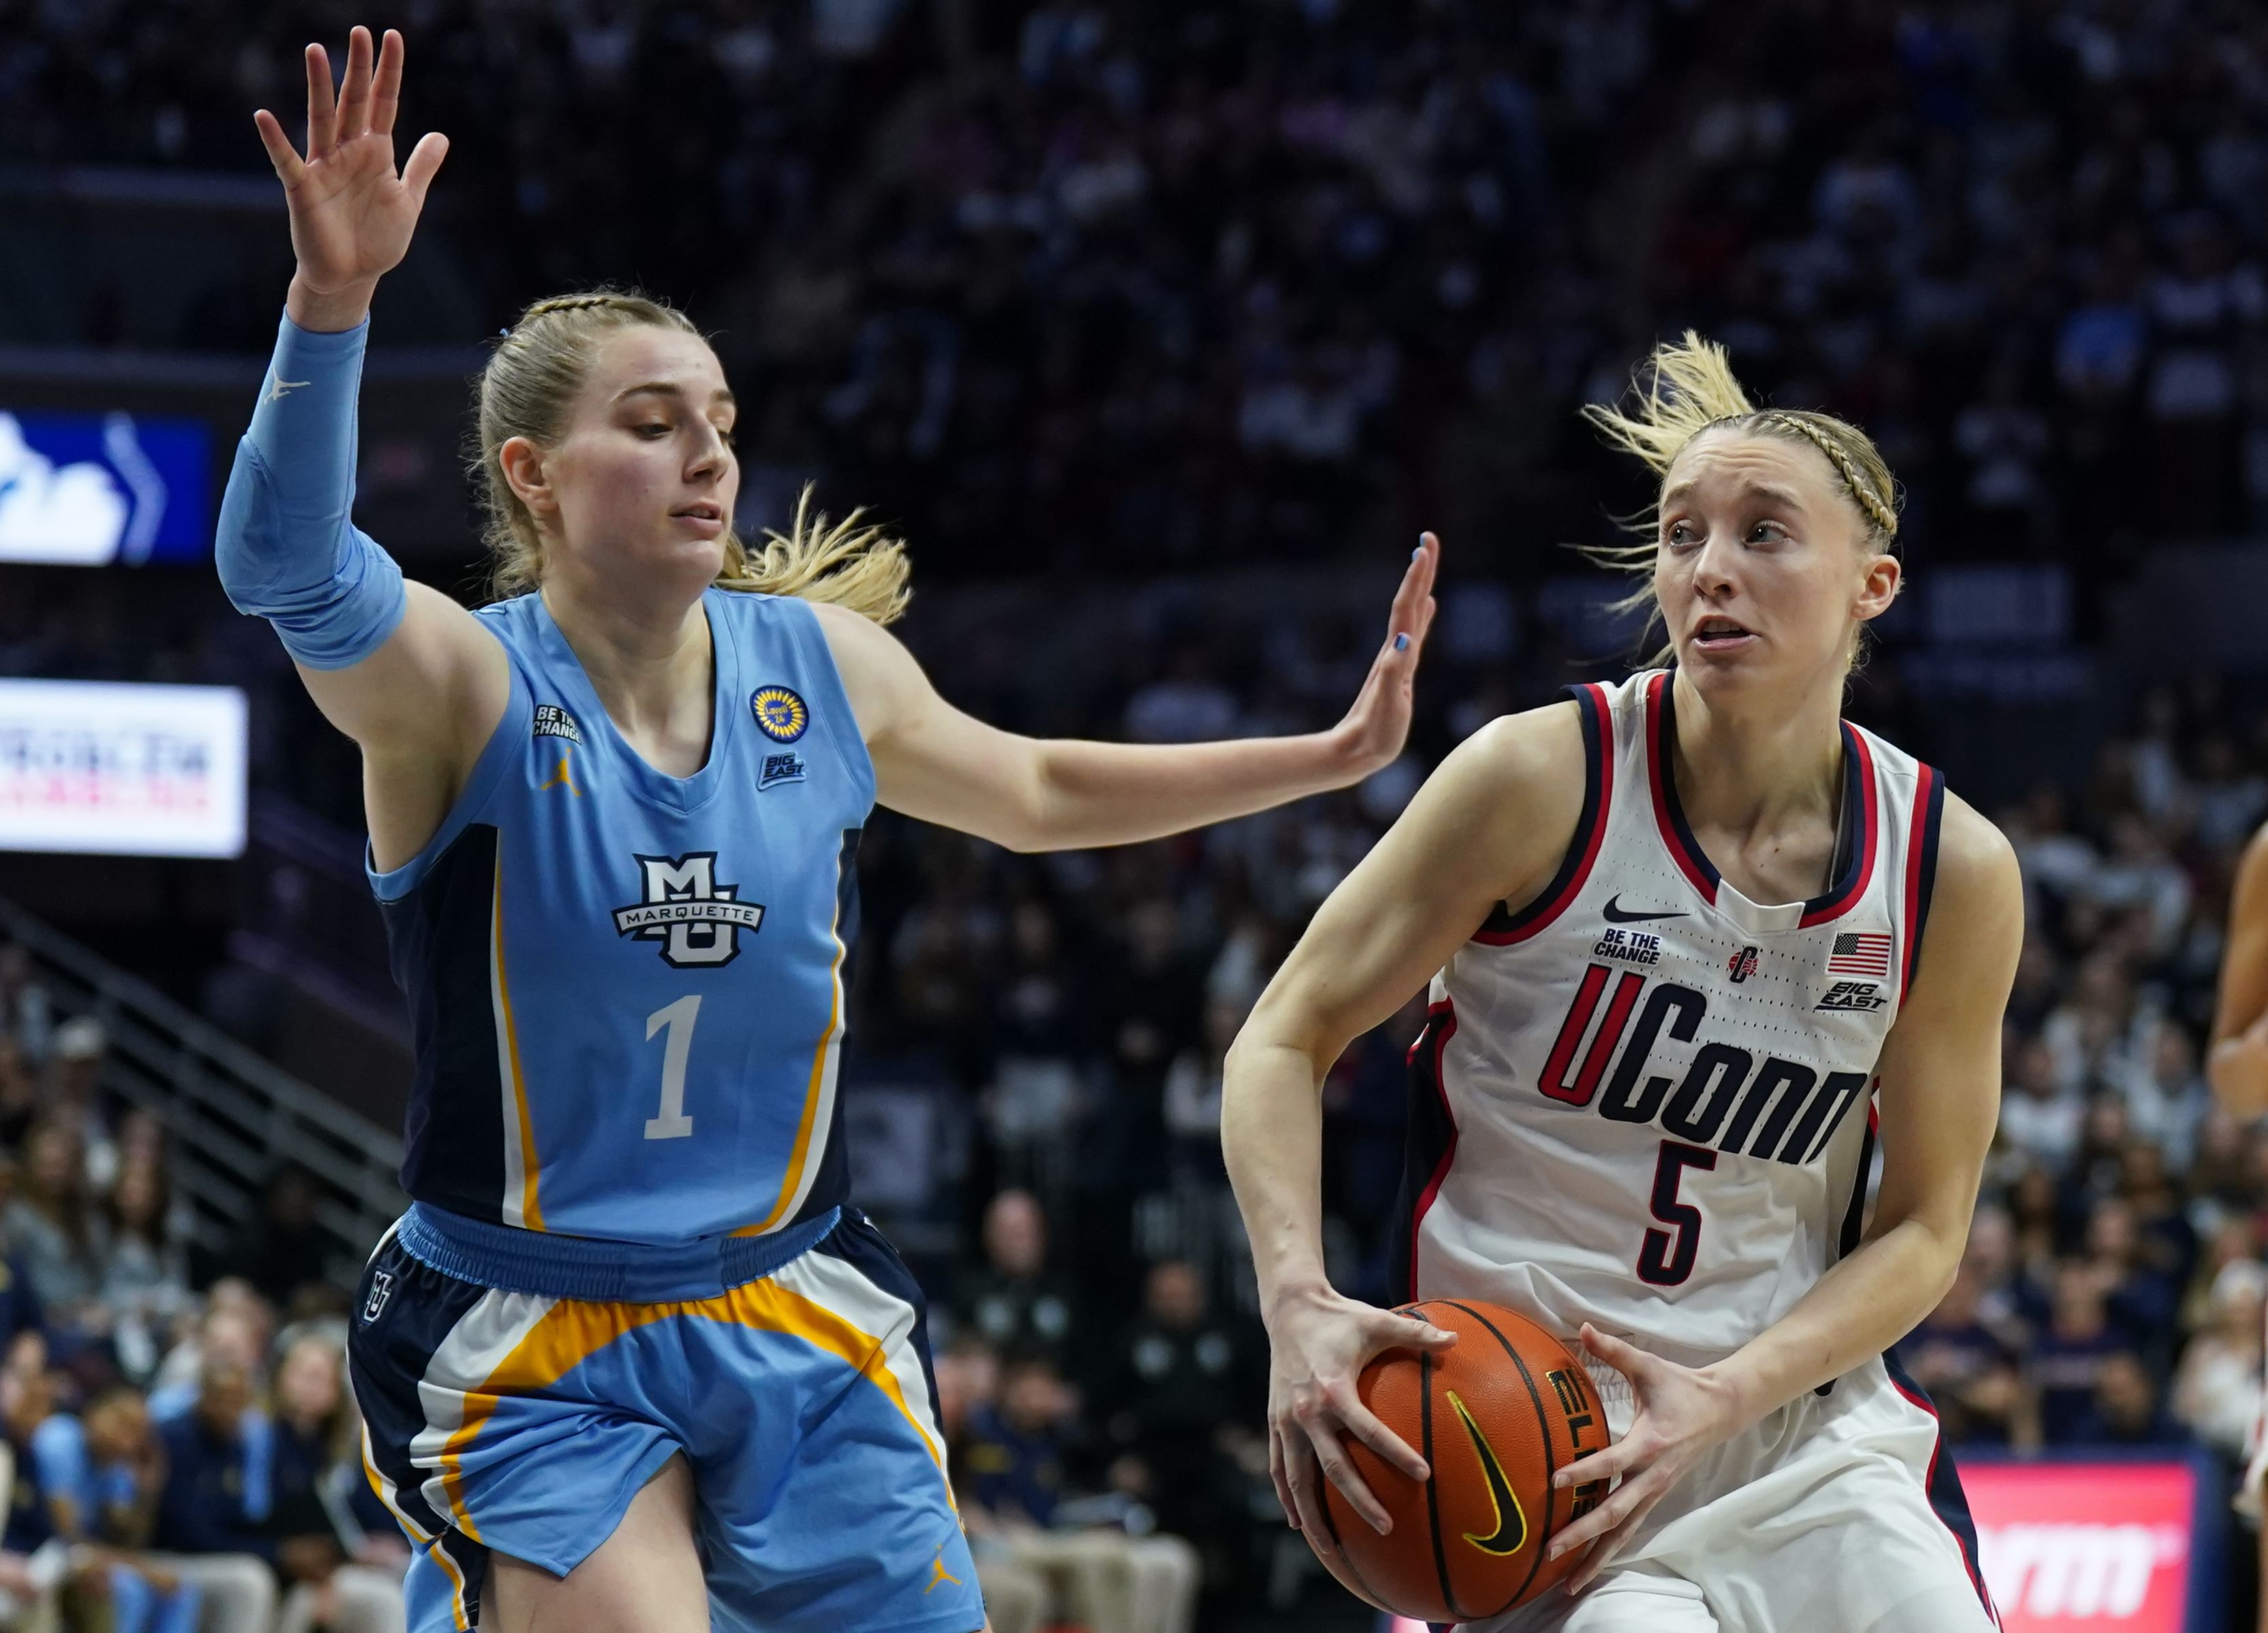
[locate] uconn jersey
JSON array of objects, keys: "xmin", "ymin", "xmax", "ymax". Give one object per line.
[
  {"xmin": 369, "ymin": 588, "xmax": 871, "ymax": 1245},
  {"xmin": 1394, "ymin": 669, "xmax": 1947, "ymax": 1371}
]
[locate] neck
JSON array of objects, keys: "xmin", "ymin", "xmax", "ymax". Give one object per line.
[
  {"xmin": 541, "ymin": 566, "xmax": 713, "ymax": 734},
  {"xmin": 1667, "ymin": 668, "xmax": 1845, "ymax": 840}
]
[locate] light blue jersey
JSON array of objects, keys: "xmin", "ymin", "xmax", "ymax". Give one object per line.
[{"xmin": 371, "ymin": 587, "xmax": 872, "ymax": 1245}]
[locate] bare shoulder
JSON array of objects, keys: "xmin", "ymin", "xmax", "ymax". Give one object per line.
[
  {"xmin": 1388, "ymin": 697, "xmax": 1588, "ymax": 907},
  {"xmin": 1931, "ymin": 791, "xmax": 2021, "ymax": 913},
  {"xmin": 801, "ymin": 598, "xmax": 922, "ymax": 741},
  {"xmin": 802, "ymin": 596, "xmax": 906, "ymax": 666},
  {"xmin": 1430, "ymin": 697, "xmax": 1586, "ymax": 803}
]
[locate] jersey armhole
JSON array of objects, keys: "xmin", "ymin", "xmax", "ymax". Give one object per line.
[
  {"xmin": 366, "ymin": 656, "xmax": 532, "ymax": 902},
  {"xmin": 1472, "ymin": 682, "xmax": 1613, "ymax": 945},
  {"xmin": 1896, "ymin": 763, "xmax": 1948, "ymax": 1001}
]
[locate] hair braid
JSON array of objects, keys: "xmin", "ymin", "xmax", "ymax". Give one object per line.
[
  {"xmin": 517, "ymin": 292, "xmax": 642, "ymax": 322},
  {"xmin": 1756, "ymin": 412, "xmax": 1900, "ymax": 540}
]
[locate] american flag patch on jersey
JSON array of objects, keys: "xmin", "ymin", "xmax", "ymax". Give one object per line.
[{"xmin": 1828, "ymin": 932, "xmax": 1893, "ymax": 976}]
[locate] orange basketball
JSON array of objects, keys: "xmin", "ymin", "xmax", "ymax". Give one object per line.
[{"xmin": 1318, "ymin": 1300, "xmax": 1611, "ymax": 1622}]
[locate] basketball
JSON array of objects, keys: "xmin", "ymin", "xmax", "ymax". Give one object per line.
[{"xmin": 1320, "ymin": 1300, "xmax": 1610, "ymax": 1622}]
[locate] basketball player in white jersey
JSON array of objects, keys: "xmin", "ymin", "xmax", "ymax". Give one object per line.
[
  {"xmin": 2206, "ymin": 819, "xmax": 2268, "ymax": 1631},
  {"xmin": 1222, "ymin": 335, "xmax": 2023, "ymax": 1631}
]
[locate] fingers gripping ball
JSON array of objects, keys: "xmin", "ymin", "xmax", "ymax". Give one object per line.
[{"xmin": 1320, "ymin": 1301, "xmax": 1609, "ymax": 1621}]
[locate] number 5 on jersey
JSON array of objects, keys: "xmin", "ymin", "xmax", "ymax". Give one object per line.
[
  {"xmin": 1637, "ymin": 1140, "xmax": 1714, "ymax": 1286},
  {"xmin": 645, "ymin": 994, "xmax": 701, "ymax": 1139}
]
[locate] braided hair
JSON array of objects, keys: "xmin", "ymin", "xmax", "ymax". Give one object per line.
[{"xmin": 473, "ymin": 287, "xmax": 909, "ymax": 623}]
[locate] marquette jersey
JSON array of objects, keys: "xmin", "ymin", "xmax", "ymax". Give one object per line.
[
  {"xmin": 1395, "ymin": 669, "xmax": 1948, "ymax": 1368},
  {"xmin": 370, "ymin": 589, "xmax": 871, "ymax": 1245}
]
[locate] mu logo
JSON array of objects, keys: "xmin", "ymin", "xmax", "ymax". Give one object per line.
[{"xmin": 610, "ymin": 853, "xmax": 766, "ymax": 968}]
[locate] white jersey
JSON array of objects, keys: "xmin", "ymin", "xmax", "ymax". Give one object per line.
[
  {"xmin": 1398, "ymin": 669, "xmax": 1947, "ymax": 1369},
  {"xmin": 1409, "ymin": 670, "xmax": 1997, "ymax": 1630}
]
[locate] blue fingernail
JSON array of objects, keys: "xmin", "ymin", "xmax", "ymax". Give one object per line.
[
  {"xmin": 1411, "ymin": 547, "xmax": 1423, "ymax": 560},
  {"xmin": 1395, "ymin": 634, "xmax": 1409, "ymax": 651}
]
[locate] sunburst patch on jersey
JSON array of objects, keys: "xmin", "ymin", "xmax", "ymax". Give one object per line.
[{"xmin": 750, "ymin": 685, "xmax": 809, "ymax": 742}]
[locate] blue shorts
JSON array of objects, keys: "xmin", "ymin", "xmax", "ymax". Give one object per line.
[{"xmin": 348, "ymin": 1206, "xmax": 982, "ymax": 1633}]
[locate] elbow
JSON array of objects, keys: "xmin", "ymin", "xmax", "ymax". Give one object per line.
[{"xmin": 994, "ymin": 748, "xmax": 1065, "ymax": 853}]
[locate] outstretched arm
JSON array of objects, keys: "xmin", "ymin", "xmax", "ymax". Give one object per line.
[
  {"xmin": 2209, "ymin": 823, "xmax": 2268, "ymax": 1117},
  {"xmin": 226, "ymin": 27, "xmax": 506, "ymax": 870},
  {"xmin": 1544, "ymin": 795, "xmax": 2021, "ymax": 1590},
  {"xmin": 812, "ymin": 536, "xmax": 1440, "ymax": 851}
]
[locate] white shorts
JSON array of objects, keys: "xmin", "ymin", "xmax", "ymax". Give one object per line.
[{"xmin": 1470, "ymin": 1355, "xmax": 2001, "ymax": 1633}]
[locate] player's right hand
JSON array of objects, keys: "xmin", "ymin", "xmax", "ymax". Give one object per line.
[
  {"xmin": 1263, "ymin": 1283, "xmax": 1457, "ymax": 1546},
  {"xmin": 254, "ymin": 26, "xmax": 449, "ymax": 324}
]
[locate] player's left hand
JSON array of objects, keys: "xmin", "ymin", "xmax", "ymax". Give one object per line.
[
  {"xmin": 1543, "ymin": 1324, "xmax": 1752, "ymax": 1593},
  {"xmin": 1327, "ymin": 532, "xmax": 1440, "ymax": 780}
]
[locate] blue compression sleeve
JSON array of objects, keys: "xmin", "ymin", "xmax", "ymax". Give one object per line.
[{"xmin": 214, "ymin": 311, "xmax": 408, "ymax": 669}]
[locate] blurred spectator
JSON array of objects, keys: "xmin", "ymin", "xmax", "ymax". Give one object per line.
[
  {"xmin": 2173, "ymin": 1260, "xmax": 2265, "ymax": 1458},
  {"xmin": 1904, "ymin": 1257, "xmax": 2033, "ymax": 1448},
  {"xmin": 2070, "ymin": 1351, "xmax": 2189, "ymax": 1447},
  {"xmin": 0, "ymin": 1042, "xmax": 36, "ymax": 1156},
  {"xmin": 1162, "ymin": 998, "xmax": 1244, "ymax": 1181},
  {"xmin": 0, "ymin": 1365, "xmax": 109, "ymax": 1626},
  {"xmin": 212, "ymin": 1167, "xmax": 334, "ymax": 1313},
  {"xmin": 961, "ymin": 1351, "xmax": 1198, "ymax": 1633},
  {"xmin": 43, "ymin": 1021, "xmax": 116, "ymax": 1197},
  {"xmin": 0, "ymin": 946, "xmax": 50, "ymax": 1065},
  {"xmin": 268, "ymin": 1336, "xmax": 406, "ymax": 1633},
  {"xmin": 97, "ymin": 1160, "xmax": 192, "ymax": 1384},
  {"xmin": 1996, "ymin": 1033, "xmax": 2081, "ymax": 1175},
  {"xmin": 981, "ymin": 901, "xmax": 1092, "ymax": 1193},
  {"xmin": 1097, "ymin": 1260, "xmax": 1260, "ymax": 1555},
  {"xmin": 956, "ymin": 1191, "xmax": 1082, "ymax": 1375},
  {"xmin": 2030, "ymin": 1260, "xmax": 2134, "ymax": 1444},
  {"xmin": 32, "ymin": 1383, "xmax": 201, "ymax": 1633},
  {"xmin": 4, "ymin": 1120, "xmax": 107, "ymax": 1339},
  {"xmin": 150, "ymin": 1358, "xmax": 277, "ymax": 1633},
  {"xmin": 150, "ymin": 1289, "xmax": 273, "ymax": 1424}
]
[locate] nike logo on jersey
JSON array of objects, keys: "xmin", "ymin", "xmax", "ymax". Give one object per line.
[
  {"xmin": 1445, "ymin": 1390, "xmax": 1528, "ymax": 1556},
  {"xmin": 1601, "ymin": 895, "xmax": 1686, "ymax": 924}
]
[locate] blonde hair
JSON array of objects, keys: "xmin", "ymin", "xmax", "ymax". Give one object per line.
[
  {"xmin": 1577, "ymin": 332, "xmax": 1900, "ymax": 660},
  {"xmin": 475, "ymin": 289, "xmax": 910, "ymax": 624}
]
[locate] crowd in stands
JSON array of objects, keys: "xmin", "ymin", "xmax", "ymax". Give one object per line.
[
  {"xmin": 0, "ymin": 962, "xmax": 405, "ymax": 1633},
  {"xmin": 6, "ymin": 2, "xmax": 2268, "ymax": 589}
]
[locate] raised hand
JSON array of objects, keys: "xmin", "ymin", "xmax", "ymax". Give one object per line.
[
  {"xmin": 1330, "ymin": 532, "xmax": 1440, "ymax": 780},
  {"xmin": 253, "ymin": 26, "xmax": 449, "ymax": 331}
]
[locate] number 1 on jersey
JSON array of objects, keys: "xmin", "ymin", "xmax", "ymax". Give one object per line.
[{"xmin": 645, "ymin": 994, "xmax": 701, "ymax": 1140}]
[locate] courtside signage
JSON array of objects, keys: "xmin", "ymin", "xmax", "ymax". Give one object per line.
[
  {"xmin": 0, "ymin": 410, "xmax": 212, "ymax": 565},
  {"xmin": 1965, "ymin": 1461, "xmax": 2198, "ymax": 1631},
  {"xmin": 0, "ymin": 679, "xmax": 247, "ymax": 856}
]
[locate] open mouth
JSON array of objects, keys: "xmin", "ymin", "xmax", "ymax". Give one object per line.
[
  {"xmin": 671, "ymin": 502, "xmax": 725, "ymax": 524},
  {"xmin": 1691, "ymin": 616, "xmax": 1753, "ymax": 651}
]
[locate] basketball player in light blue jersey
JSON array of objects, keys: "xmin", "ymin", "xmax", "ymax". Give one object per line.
[{"xmin": 224, "ymin": 29, "xmax": 1441, "ymax": 1633}]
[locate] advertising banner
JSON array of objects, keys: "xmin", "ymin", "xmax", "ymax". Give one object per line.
[
  {"xmin": 0, "ymin": 679, "xmax": 247, "ymax": 857},
  {"xmin": 0, "ymin": 410, "xmax": 212, "ymax": 565},
  {"xmin": 1967, "ymin": 1459, "xmax": 2212, "ymax": 1633}
]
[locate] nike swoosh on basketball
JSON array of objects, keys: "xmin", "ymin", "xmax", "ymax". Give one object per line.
[
  {"xmin": 1445, "ymin": 1390, "xmax": 1528, "ymax": 1557},
  {"xmin": 1602, "ymin": 894, "xmax": 1685, "ymax": 924}
]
